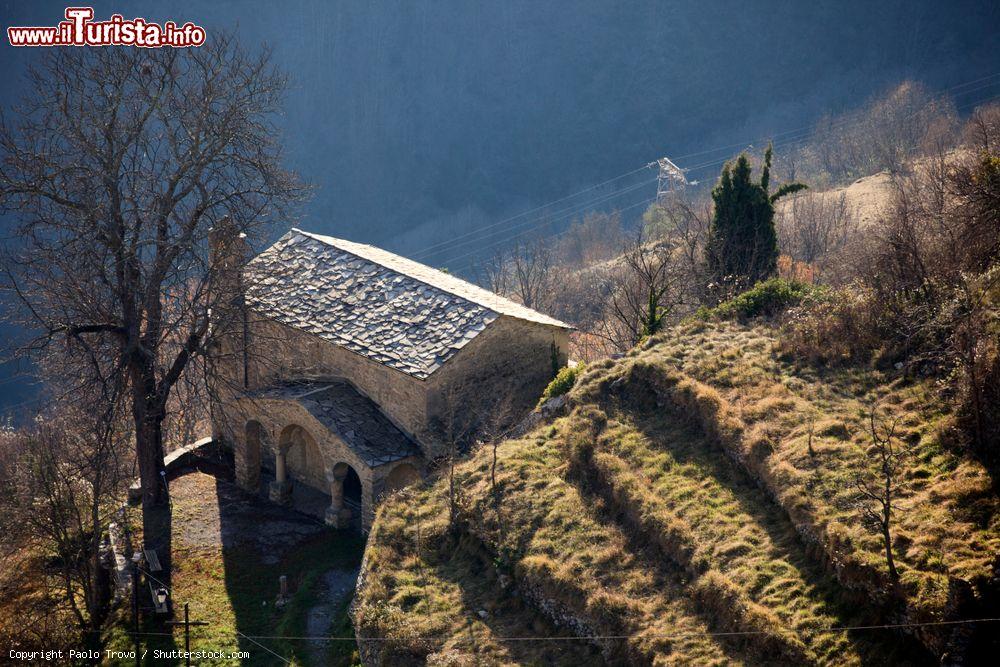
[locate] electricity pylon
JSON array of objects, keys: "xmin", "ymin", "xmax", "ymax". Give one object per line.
[{"xmin": 647, "ymin": 156, "xmax": 690, "ymax": 202}]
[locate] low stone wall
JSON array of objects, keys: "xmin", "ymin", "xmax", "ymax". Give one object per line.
[{"xmin": 127, "ymin": 437, "xmax": 216, "ymax": 504}]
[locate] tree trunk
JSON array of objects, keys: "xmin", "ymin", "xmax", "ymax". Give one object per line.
[
  {"xmin": 135, "ymin": 406, "xmax": 168, "ymax": 508},
  {"xmin": 448, "ymin": 445, "xmax": 456, "ymax": 530},
  {"xmin": 131, "ymin": 360, "xmax": 173, "ymax": 602},
  {"xmin": 882, "ymin": 478, "xmax": 898, "ymax": 582},
  {"xmin": 883, "ymin": 524, "xmax": 898, "ymax": 581},
  {"xmin": 87, "ymin": 549, "xmax": 111, "ymax": 648}
]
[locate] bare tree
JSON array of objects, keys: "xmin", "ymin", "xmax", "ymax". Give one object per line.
[
  {"xmin": 475, "ymin": 236, "xmax": 555, "ymax": 312},
  {"xmin": 477, "ymin": 247, "xmax": 511, "ymax": 297},
  {"xmin": 854, "ymin": 407, "xmax": 908, "ymax": 582},
  {"xmin": 0, "ymin": 406, "xmax": 130, "ymax": 647},
  {"xmin": 432, "ymin": 383, "xmax": 480, "ymax": 531},
  {"xmin": 777, "ymin": 191, "xmax": 859, "ymax": 282},
  {"xmin": 553, "ymin": 211, "xmax": 624, "ymax": 266},
  {"xmin": 962, "ymin": 102, "xmax": 1000, "ymax": 154},
  {"xmin": 598, "ymin": 229, "xmax": 679, "ymax": 351},
  {"xmin": 644, "ymin": 191, "xmax": 712, "ymax": 307},
  {"xmin": 508, "ymin": 236, "xmax": 554, "ymax": 310},
  {"xmin": 431, "ymin": 374, "xmax": 525, "ymax": 533},
  {"xmin": 0, "ymin": 37, "xmax": 304, "ymax": 588},
  {"xmin": 809, "ymin": 81, "xmax": 958, "ymax": 183}
]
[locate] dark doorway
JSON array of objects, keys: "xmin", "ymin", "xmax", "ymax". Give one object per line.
[{"xmin": 344, "ymin": 466, "xmax": 362, "ymax": 505}]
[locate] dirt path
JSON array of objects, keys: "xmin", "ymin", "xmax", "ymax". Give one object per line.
[
  {"xmin": 173, "ymin": 471, "xmax": 324, "ymax": 563},
  {"xmin": 302, "ymin": 567, "xmax": 360, "ymax": 666}
]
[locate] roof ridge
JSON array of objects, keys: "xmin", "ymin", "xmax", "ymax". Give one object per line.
[{"xmin": 289, "ymin": 228, "xmax": 571, "ymax": 330}]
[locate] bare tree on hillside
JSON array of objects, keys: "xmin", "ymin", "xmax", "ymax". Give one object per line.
[
  {"xmin": 962, "ymin": 102, "xmax": 1000, "ymax": 154},
  {"xmin": 476, "ymin": 236, "xmax": 555, "ymax": 311},
  {"xmin": 0, "ymin": 406, "xmax": 131, "ymax": 646},
  {"xmin": 812, "ymin": 81, "xmax": 958, "ymax": 182},
  {"xmin": 644, "ymin": 192, "xmax": 712, "ymax": 306},
  {"xmin": 854, "ymin": 406, "xmax": 908, "ymax": 582},
  {"xmin": 778, "ymin": 192, "xmax": 859, "ymax": 283},
  {"xmin": 509, "ymin": 237, "xmax": 555, "ymax": 310},
  {"xmin": 553, "ymin": 211, "xmax": 624, "ymax": 266},
  {"xmin": 477, "ymin": 248, "xmax": 511, "ymax": 296},
  {"xmin": 0, "ymin": 37, "xmax": 304, "ymax": 589},
  {"xmin": 598, "ymin": 230, "xmax": 680, "ymax": 351},
  {"xmin": 431, "ymin": 365, "xmax": 528, "ymax": 535}
]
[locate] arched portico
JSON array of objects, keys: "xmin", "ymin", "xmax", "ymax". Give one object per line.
[{"xmin": 231, "ymin": 380, "xmax": 424, "ymax": 531}]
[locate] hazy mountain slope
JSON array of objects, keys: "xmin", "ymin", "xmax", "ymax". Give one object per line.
[
  {"xmin": 276, "ymin": 0, "xmax": 999, "ymax": 259},
  {"xmin": 11, "ymin": 1, "xmax": 992, "ymax": 257},
  {"xmin": 2, "ymin": 1, "xmax": 999, "ymax": 412},
  {"xmin": 356, "ymin": 321, "xmax": 998, "ymax": 664}
]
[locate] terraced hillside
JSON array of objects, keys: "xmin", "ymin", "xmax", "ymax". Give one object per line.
[{"xmin": 354, "ymin": 321, "xmax": 999, "ymax": 665}]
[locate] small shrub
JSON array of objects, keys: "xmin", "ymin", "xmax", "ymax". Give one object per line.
[
  {"xmin": 539, "ymin": 363, "xmax": 585, "ymax": 404},
  {"xmin": 706, "ymin": 278, "xmax": 818, "ymax": 321}
]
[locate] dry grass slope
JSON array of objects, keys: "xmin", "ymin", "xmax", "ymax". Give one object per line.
[{"xmin": 356, "ymin": 320, "xmax": 998, "ymax": 665}]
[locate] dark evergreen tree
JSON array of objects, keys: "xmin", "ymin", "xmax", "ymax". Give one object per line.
[{"xmin": 705, "ymin": 144, "xmax": 806, "ymax": 297}]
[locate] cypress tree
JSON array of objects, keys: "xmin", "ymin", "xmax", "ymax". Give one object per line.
[{"xmin": 705, "ymin": 144, "xmax": 806, "ymax": 296}]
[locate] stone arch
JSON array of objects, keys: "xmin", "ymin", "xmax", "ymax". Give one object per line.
[
  {"xmin": 384, "ymin": 462, "xmax": 421, "ymax": 494},
  {"xmin": 278, "ymin": 424, "xmax": 325, "ymax": 490},
  {"xmin": 332, "ymin": 461, "xmax": 362, "ymax": 505},
  {"xmin": 237, "ymin": 420, "xmax": 264, "ymax": 491},
  {"xmin": 326, "ymin": 461, "xmax": 364, "ymax": 529}
]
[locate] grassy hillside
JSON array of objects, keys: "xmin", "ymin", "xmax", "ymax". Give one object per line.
[
  {"xmin": 355, "ymin": 320, "xmax": 999, "ymax": 665},
  {"xmin": 776, "ymin": 169, "xmax": 893, "ymax": 229}
]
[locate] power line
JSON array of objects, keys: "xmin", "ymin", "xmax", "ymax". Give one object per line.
[
  {"xmin": 411, "ymin": 164, "xmax": 652, "ymax": 259},
  {"xmin": 125, "ymin": 616, "xmax": 999, "ymax": 643},
  {"xmin": 424, "ymin": 176, "xmax": 657, "ymax": 263},
  {"xmin": 413, "ymin": 71, "xmax": 1000, "ymax": 271},
  {"xmin": 0, "ymin": 371, "xmax": 39, "ymax": 387},
  {"xmin": 680, "ymin": 82, "xmax": 1000, "ymax": 178},
  {"xmin": 0, "ymin": 393, "xmax": 45, "ymax": 412},
  {"xmin": 447, "ymin": 194, "xmax": 659, "ymax": 277},
  {"xmin": 5, "ymin": 74, "xmax": 999, "ymax": 422},
  {"xmin": 441, "ymin": 72, "xmax": 978, "ymax": 269},
  {"xmin": 135, "ymin": 564, "xmax": 293, "ymax": 664},
  {"xmin": 665, "ymin": 71, "xmax": 1000, "ymax": 165}
]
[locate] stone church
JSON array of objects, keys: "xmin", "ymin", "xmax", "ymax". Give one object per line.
[{"xmin": 211, "ymin": 227, "xmax": 571, "ymax": 530}]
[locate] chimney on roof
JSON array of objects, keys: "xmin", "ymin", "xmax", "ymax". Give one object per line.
[
  {"xmin": 209, "ymin": 216, "xmax": 251, "ymax": 305},
  {"xmin": 209, "ymin": 215, "xmax": 250, "ymax": 270},
  {"xmin": 208, "ymin": 216, "xmax": 252, "ymax": 388}
]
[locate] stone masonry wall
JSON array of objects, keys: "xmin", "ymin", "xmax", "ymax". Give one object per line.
[
  {"xmin": 215, "ymin": 310, "xmax": 567, "ymax": 477},
  {"xmin": 239, "ymin": 312, "xmax": 568, "ymax": 462},
  {"xmin": 246, "ymin": 314, "xmax": 431, "ymax": 444},
  {"xmin": 425, "ymin": 315, "xmax": 569, "ymax": 458}
]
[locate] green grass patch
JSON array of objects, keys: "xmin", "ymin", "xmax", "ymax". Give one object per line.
[
  {"xmin": 538, "ymin": 362, "xmax": 586, "ymax": 405},
  {"xmin": 698, "ymin": 277, "xmax": 819, "ymax": 321}
]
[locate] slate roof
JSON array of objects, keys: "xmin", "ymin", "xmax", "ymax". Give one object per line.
[
  {"xmin": 245, "ymin": 229, "xmax": 571, "ymax": 379},
  {"xmin": 253, "ymin": 380, "xmax": 420, "ymax": 467}
]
